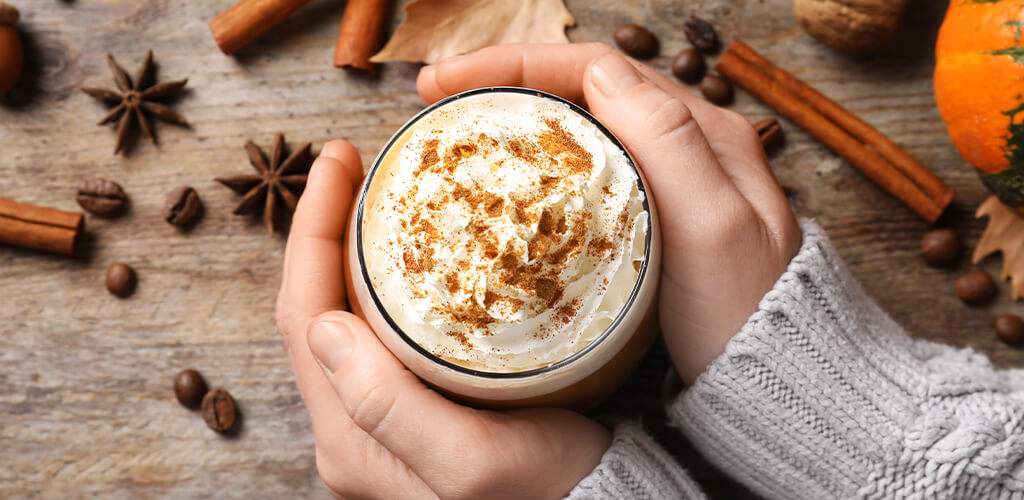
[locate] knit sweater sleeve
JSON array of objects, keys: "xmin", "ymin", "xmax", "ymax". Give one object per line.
[
  {"xmin": 671, "ymin": 219, "xmax": 1024, "ymax": 499},
  {"xmin": 566, "ymin": 422, "xmax": 707, "ymax": 499}
]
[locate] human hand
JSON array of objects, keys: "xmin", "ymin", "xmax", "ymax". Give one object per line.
[
  {"xmin": 417, "ymin": 43, "xmax": 801, "ymax": 383},
  {"xmin": 275, "ymin": 141, "xmax": 611, "ymax": 499}
]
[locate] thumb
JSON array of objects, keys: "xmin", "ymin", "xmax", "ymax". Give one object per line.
[
  {"xmin": 582, "ymin": 52, "xmax": 750, "ymax": 239},
  {"xmin": 307, "ymin": 311, "xmax": 479, "ymax": 488}
]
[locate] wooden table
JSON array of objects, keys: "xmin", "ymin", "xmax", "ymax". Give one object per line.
[{"xmin": 1, "ymin": 0, "xmax": 1016, "ymax": 498}]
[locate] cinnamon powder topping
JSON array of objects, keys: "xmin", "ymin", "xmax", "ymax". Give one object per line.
[{"xmin": 373, "ymin": 105, "xmax": 644, "ymax": 365}]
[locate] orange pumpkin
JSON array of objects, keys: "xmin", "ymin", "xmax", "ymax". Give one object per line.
[{"xmin": 934, "ymin": 0, "xmax": 1024, "ymax": 207}]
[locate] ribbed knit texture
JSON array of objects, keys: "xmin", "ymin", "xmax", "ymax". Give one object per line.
[
  {"xmin": 569, "ymin": 219, "xmax": 1024, "ymax": 498},
  {"xmin": 567, "ymin": 422, "xmax": 706, "ymax": 499},
  {"xmin": 669, "ymin": 219, "xmax": 1024, "ymax": 499}
]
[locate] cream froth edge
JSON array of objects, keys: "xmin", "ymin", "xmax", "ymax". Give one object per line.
[{"xmin": 362, "ymin": 91, "xmax": 648, "ymax": 373}]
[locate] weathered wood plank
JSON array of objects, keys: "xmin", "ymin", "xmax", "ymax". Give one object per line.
[{"xmin": 1, "ymin": 0, "xmax": 1017, "ymax": 498}]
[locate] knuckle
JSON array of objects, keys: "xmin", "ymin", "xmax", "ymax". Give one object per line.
[
  {"xmin": 349, "ymin": 382, "xmax": 396, "ymax": 436},
  {"xmin": 273, "ymin": 308, "xmax": 295, "ymax": 339},
  {"xmin": 646, "ymin": 96, "xmax": 697, "ymax": 144}
]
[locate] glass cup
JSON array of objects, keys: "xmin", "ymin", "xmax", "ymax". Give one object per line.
[{"xmin": 343, "ymin": 87, "xmax": 661, "ymax": 409}]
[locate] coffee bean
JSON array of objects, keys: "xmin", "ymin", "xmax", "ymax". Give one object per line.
[
  {"xmin": 613, "ymin": 23, "xmax": 659, "ymax": 59},
  {"xmin": 174, "ymin": 369, "xmax": 208, "ymax": 409},
  {"xmin": 76, "ymin": 178, "xmax": 128, "ymax": 217},
  {"xmin": 683, "ymin": 17, "xmax": 719, "ymax": 53},
  {"xmin": 105, "ymin": 262, "xmax": 136, "ymax": 298},
  {"xmin": 955, "ymin": 270, "xmax": 997, "ymax": 304},
  {"xmin": 671, "ymin": 48, "xmax": 706, "ymax": 83},
  {"xmin": 201, "ymin": 388, "xmax": 237, "ymax": 433},
  {"xmin": 920, "ymin": 228, "xmax": 961, "ymax": 267},
  {"xmin": 699, "ymin": 73, "xmax": 733, "ymax": 105},
  {"xmin": 754, "ymin": 118, "xmax": 784, "ymax": 153},
  {"xmin": 163, "ymin": 186, "xmax": 203, "ymax": 227},
  {"xmin": 994, "ymin": 314, "xmax": 1024, "ymax": 345}
]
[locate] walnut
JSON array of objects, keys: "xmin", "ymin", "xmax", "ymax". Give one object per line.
[{"xmin": 793, "ymin": 0, "xmax": 911, "ymax": 54}]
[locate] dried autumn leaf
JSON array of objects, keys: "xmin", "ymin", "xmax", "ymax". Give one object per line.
[
  {"xmin": 370, "ymin": 0, "xmax": 575, "ymax": 65},
  {"xmin": 974, "ymin": 195, "xmax": 1024, "ymax": 300}
]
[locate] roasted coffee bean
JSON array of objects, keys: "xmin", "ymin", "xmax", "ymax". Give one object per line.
[
  {"xmin": 920, "ymin": 228, "xmax": 961, "ymax": 267},
  {"xmin": 994, "ymin": 314, "xmax": 1024, "ymax": 345},
  {"xmin": 105, "ymin": 262, "xmax": 136, "ymax": 298},
  {"xmin": 683, "ymin": 17, "xmax": 719, "ymax": 53},
  {"xmin": 613, "ymin": 23, "xmax": 658, "ymax": 59},
  {"xmin": 699, "ymin": 73, "xmax": 733, "ymax": 105},
  {"xmin": 671, "ymin": 48, "xmax": 705, "ymax": 83},
  {"xmin": 201, "ymin": 388, "xmax": 237, "ymax": 433},
  {"xmin": 76, "ymin": 178, "xmax": 128, "ymax": 217},
  {"xmin": 163, "ymin": 186, "xmax": 203, "ymax": 227},
  {"xmin": 955, "ymin": 270, "xmax": 997, "ymax": 304},
  {"xmin": 174, "ymin": 369, "xmax": 208, "ymax": 409},
  {"xmin": 754, "ymin": 118, "xmax": 784, "ymax": 153}
]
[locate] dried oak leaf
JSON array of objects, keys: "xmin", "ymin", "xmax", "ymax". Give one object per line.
[
  {"xmin": 370, "ymin": 0, "xmax": 575, "ymax": 65},
  {"xmin": 974, "ymin": 195, "xmax": 1024, "ymax": 300}
]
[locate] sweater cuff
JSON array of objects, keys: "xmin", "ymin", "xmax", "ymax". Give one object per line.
[
  {"xmin": 669, "ymin": 219, "xmax": 967, "ymax": 498},
  {"xmin": 567, "ymin": 422, "xmax": 705, "ymax": 500}
]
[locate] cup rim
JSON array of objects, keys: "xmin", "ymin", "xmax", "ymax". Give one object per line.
[{"xmin": 355, "ymin": 86, "xmax": 653, "ymax": 379}]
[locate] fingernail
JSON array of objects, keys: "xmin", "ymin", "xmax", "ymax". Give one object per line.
[
  {"xmin": 308, "ymin": 320, "xmax": 353, "ymax": 372},
  {"xmin": 590, "ymin": 53, "xmax": 645, "ymax": 97}
]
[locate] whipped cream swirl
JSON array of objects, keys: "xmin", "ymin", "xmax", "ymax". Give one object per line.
[{"xmin": 363, "ymin": 92, "xmax": 647, "ymax": 372}]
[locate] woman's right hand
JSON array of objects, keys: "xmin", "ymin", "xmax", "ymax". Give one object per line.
[{"xmin": 418, "ymin": 43, "xmax": 801, "ymax": 383}]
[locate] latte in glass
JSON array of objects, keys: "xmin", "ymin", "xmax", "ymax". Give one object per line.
[{"xmin": 344, "ymin": 88, "xmax": 661, "ymax": 409}]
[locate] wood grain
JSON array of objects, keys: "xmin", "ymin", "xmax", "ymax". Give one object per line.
[{"xmin": 0, "ymin": 0, "xmax": 1018, "ymax": 498}]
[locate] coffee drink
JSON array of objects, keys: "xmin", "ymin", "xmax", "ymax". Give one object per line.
[{"xmin": 346, "ymin": 88, "xmax": 661, "ymax": 408}]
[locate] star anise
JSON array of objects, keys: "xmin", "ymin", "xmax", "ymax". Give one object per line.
[
  {"xmin": 215, "ymin": 134, "xmax": 312, "ymax": 236},
  {"xmin": 82, "ymin": 50, "xmax": 188, "ymax": 155}
]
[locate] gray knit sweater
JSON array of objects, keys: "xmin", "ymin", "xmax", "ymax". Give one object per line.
[{"xmin": 568, "ymin": 220, "xmax": 1024, "ymax": 499}]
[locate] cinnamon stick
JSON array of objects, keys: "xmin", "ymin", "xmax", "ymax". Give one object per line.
[
  {"xmin": 333, "ymin": 0, "xmax": 389, "ymax": 71},
  {"xmin": 0, "ymin": 198, "xmax": 83, "ymax": 256},
  {"xmin": 716, "ymin": 39, "xmax": 954, "ymax": 223},
  {"xmin": 209, "ymin": 0, "xmax": 313, "ymax": 55}
]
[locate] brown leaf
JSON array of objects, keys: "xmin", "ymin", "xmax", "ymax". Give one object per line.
[
  {"xmin": 974, "ymin": 195, "xmax": 1024, "ymax": 300},
  {"xmin": 370, "ymin": 0, "xmax": 575, "ymax": 65}
]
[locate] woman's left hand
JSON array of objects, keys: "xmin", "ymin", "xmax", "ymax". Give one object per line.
[{"xmin": 274, "ymin": 140, "xmax": 610, "ymax": 500}]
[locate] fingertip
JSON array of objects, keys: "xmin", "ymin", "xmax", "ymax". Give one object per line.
[
  {"xmin": 320, "ymin": 139, "xmax": 354, "ymax": 161},
  {"xmin": 416, "ymin": 65, "xmax": 444, "ymax": 104},
  {"xmin": 316, "ymin": 140, "xmax": 364, "ymax": 190},
  {"xmin": 417, "ymin": 53, "xmax": 469, "ymax": 103}
]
